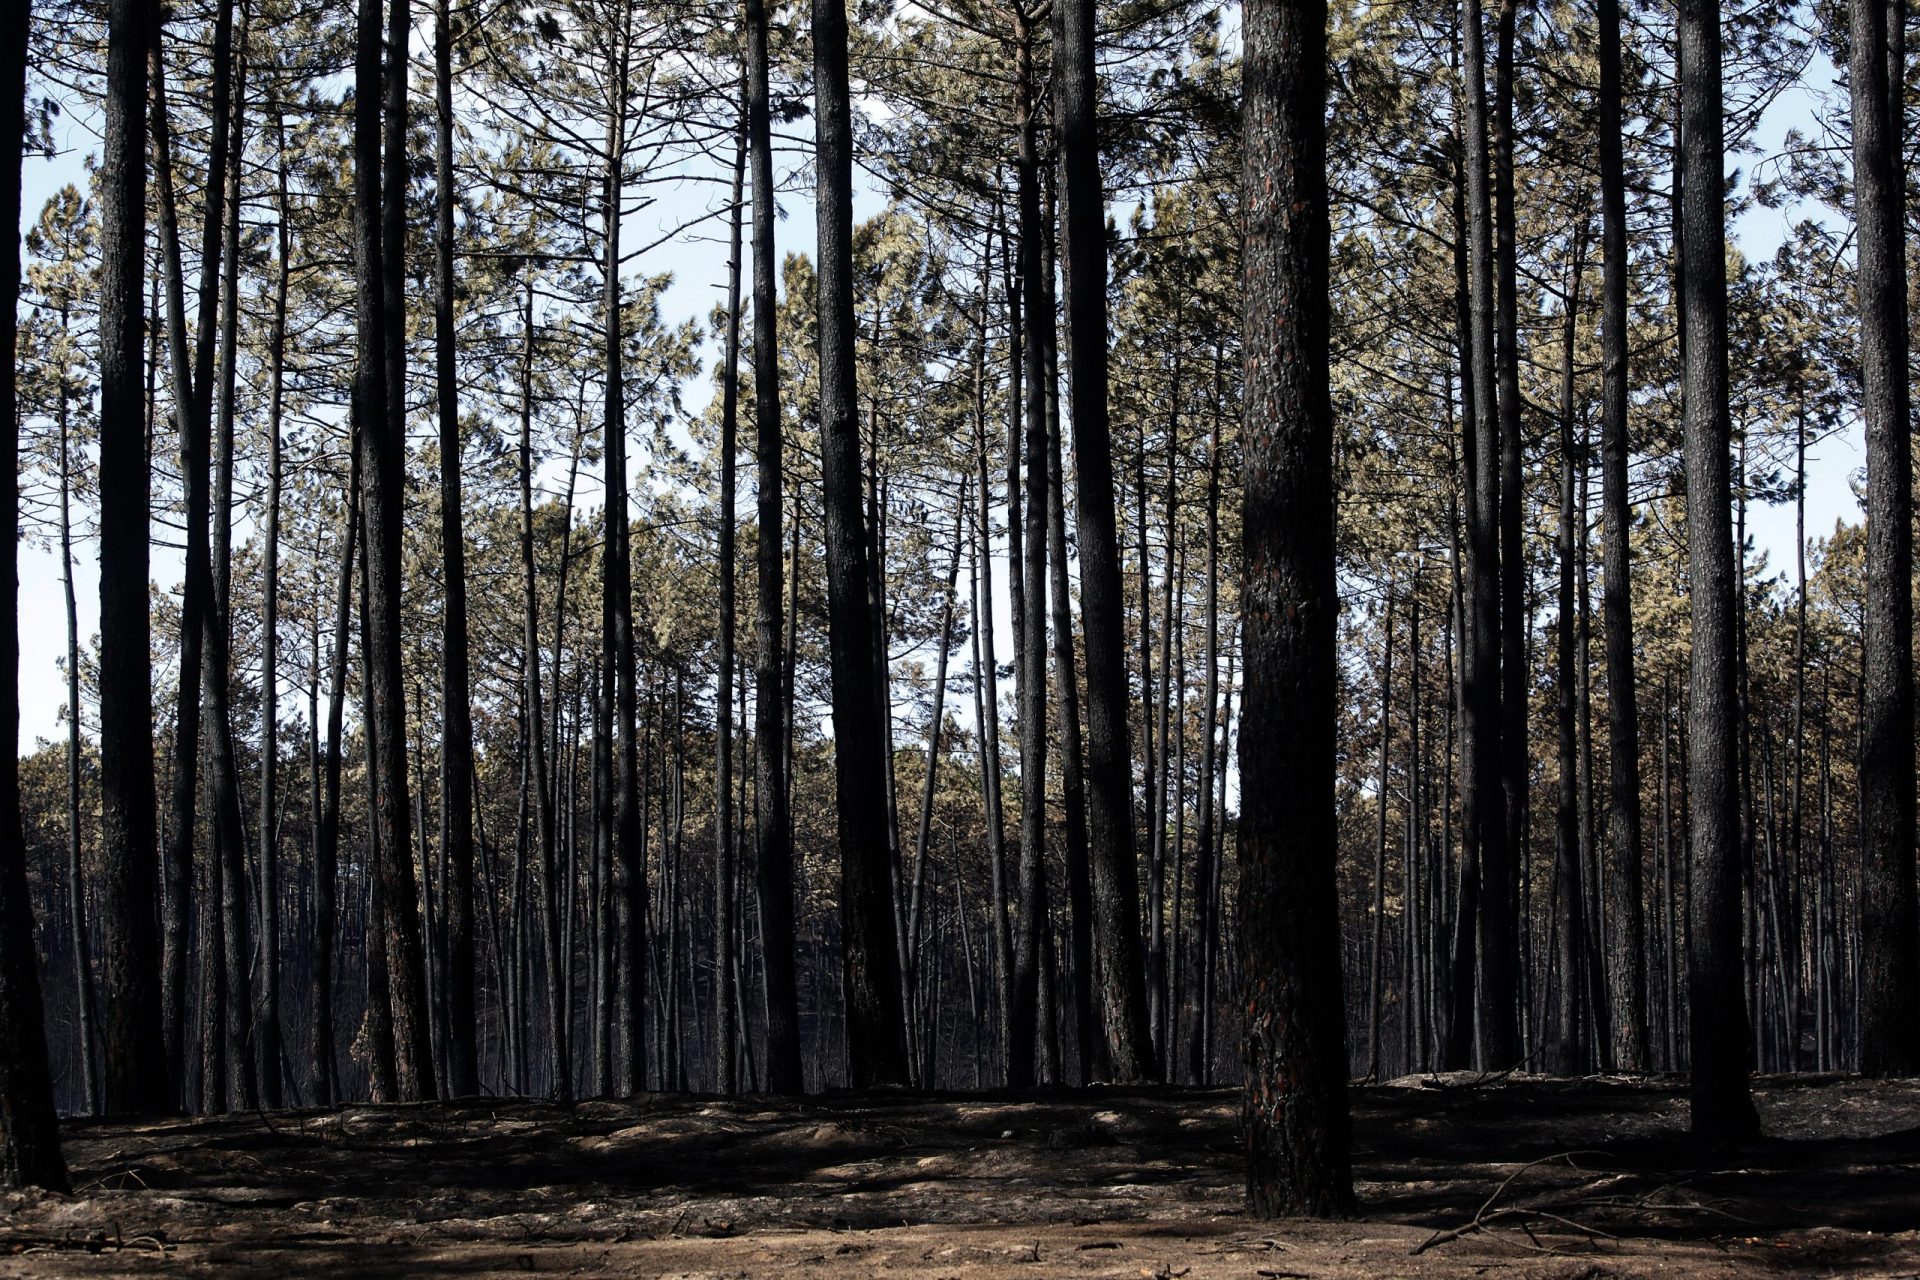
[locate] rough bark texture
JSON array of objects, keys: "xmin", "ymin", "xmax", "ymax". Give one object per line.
[
  {"xmin": 714, "ymin": 130, "xmax": 745, "ymax": 1097},
  {"xmin": 1239, "ymin": 0, "xmax": 1354, "ymax": 1216},
  {"xmin": 1486, "ymin": 0, "xmax": 1522, "ymax": 1072},
  {"xmin": 1008, "ymin": 15, "xmax": 1053, "ymax": 1089},
  {"xmin": 1596, "ymin": 0, "xmax": 1648, "ymax": 1074},
  {"xmin": 1055, "ymin": 0, "xmax": 1156, "ymax": 1084},
  {"xmin": 1852, "ymin": 0, "xmax": 1920, "ymax": 1079},
  {"xmin": 1678, "ymin": 0, "xmax": 1757, "ymax": 1141},
  {"xmin": 747, "ymin": 0, "xmax": 803, "ymax": 1095},
  {"xmin": 2, "ymin": 0, "xmax": 71, "ymax": 1188},
  {"xmin": 1452, "ymin": 0, "xmax": 1505, "ymax": 1074},
  {"xmin": 434, "ymin": 0, "xmax": 480, "ymax": 1100},
  {"xmin": 355, "ymin": 0, "xmax": 435, "ymax": 1101},
  {"xmin": 99, "ymin": 0, "xmax": 166, "ymax": 1117},
  {"xmin": 815, "ymin": 0, "xmax": 911, "ymax": 1088}
]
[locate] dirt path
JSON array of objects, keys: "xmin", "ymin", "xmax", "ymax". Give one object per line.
[{"xmin": 3, "ymin": 1075, "xmax": 1917, "ymax": 1277}]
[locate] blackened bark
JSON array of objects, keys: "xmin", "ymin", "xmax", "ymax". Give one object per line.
[
  {"xmin": 601, "ymin": 5, "xmax": 648, "ymax": 1096},
  {"xmin": 1008, "ymin": 8, "xmax": 1053, "ymax": 1087},
  {"xmin": 1678, "ymin": 0, "xmax": 1757, "ymax": 1139},
  {"xmin": 1854, "ymin": 0, "xmax": 1919, "ymax": 1078},
  {"xmin": 1055, "ymin": 0, "xmax": 1155, "ymax": 1083},
  {"xmin": 312, "ymin": 435, "xmax": 359, "ymax": 1108},
  {"xmin": 815, "ymin": 0, "xmax": 911, "ymax": 1086},
  {"xmin": 1452, "ymin": 0, "xmax": 1505, "ymax": 1073},
  {"xmin": 1239, "ymin": 0, "xmax": 1353, "ymax": 1215},
  {"xmin": 99, "ymin": 0, "xmax": 166, "ymax": 1117},
  {"xmin": 1, "ymin": 0, "xmax": 70, "ymax": 1186},
  {"xmin": 747, "ymin": 0, "xmax": 802, "ymax": 1094},
  {"xmin": 715, "ymin": 126, "xmax": 746, "ymax": 1097},
  {"xmin": 1549, "ymin": 243, "xmax": 1586, "ymax": 1077},
  {"xmin": 434, "ymin": 0, "xmax": 479, "ymax": 1099},
  {"xmin": 256, "ymin": 109, "xmax": 291, "ymax": 1110},
  {"xmin": 1049, "ymin": 305, "xmax": 1095, "ymax": 1087},
  {"xmin": 518, "ymin": 282, "xmax": 569, "ymax": 1100},
  {"xmin": 1186, "ymin": 394, "xmax": 1221, "ymax": 1085},
  {"xmin": 1596, "ymin": 0, "xmax": 1647, "ymax": 1074},
  {"xmin": 1485, "ymin": 0, "xmax": 1522, "ymax": 1071},
  {"xmin": 149, "ymin": 0, "xmax": 231, "ymax": 1105},
  {"xmin": 355, "ymin": 0, "xmax": 435, "ymax": 1100}
]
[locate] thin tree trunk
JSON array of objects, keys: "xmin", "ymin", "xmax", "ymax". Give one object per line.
[
  {"xmin": 714, "ymin": 124, "xmax": 746, "ymax": 1096},
  {"xmin": 1055, "ymin": 0, "xmax": 1155, "ymax": 1082},
  {"xmin": 1368, "ymin": 593, "xmax": 1394, "ymax": 1080},
  {"xmin": 1008, "ymin": 6, "xmax": 1053, "ymax": 1086},
  {"xmin": 814, "ymin": 0, "xmax": 909, "ymax": 1086},
  {"xmin": 433, "ymin": 0, "xmax": 479, "ymax": 1100},
  {"xmin": 746, "ymin": 0, "xmax": 802, "ymax": 1094},
  {"xmin": 1596, "ymin": 0, "xmax": 1647, "ymax": 1073},
  {"xmin": 56, "ymin": 308, "xmax": 101, "ymax": 1116},
  {"xmin": 254, "ymin": 108, "xmax": 292, "ymax": 1110}
]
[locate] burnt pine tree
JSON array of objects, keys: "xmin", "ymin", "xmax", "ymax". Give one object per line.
[
  {"xmin": 98, "ymin": 0, "xmax": 167, "ymax": 1116},
  {"xmin": 433, "ymin": 0, "xmax": 480, "ymax": 1100},
  {"xmin": 1596, "ymin": 0, "xmax": 1648, "ymax": 1073},
  {"xmin": 1450, "ymin": 0, "xmax": 1504, "ymax": 1073},
  {"xmin": 1851, "ymin": 0, "xmax": 1919, "ymax": 1078},
  {"xmin": 1238, "ymin": 0, "xmax": 1353, "ymax": 1217},
  {"xmin": 1055, "ymin": 0, "xmax": 1156, "ymax": 1084},
  {"xmin": 149, "ymin": 0, "xmax": 233, "ymax": 1105},
  {"xmin": 1487, "ymin": 0, "xmax": 1523, "ymax": 1074},
  {"xmin": 815, "ymin": 0, "xmax": 911, "ymax": 1087},
  {"xmin": 353, "ymin": 0, "xmax": 435, "ymax": 1100},
  {"xmin": 747, "ymin": 0, "xmax": 804, "ymax": 1096},
  {"xmin": 2, "ymin": 0, "xmax": 70, "ymax": 1189},
  {"xmin": 1678, "ymin": 0, "xmax": 1757, "ymax": 1142}
]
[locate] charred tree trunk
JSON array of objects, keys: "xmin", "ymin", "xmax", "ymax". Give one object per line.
[
  {"xmin": 433, "ymin": 0, "xmax": 479, "ymax": 1100},
  {"xmin": 1678, "ymin": 0, "xmax": 1758, "ymax": 1139},
  {"xmin": 1055, "ymin": 0, "xmax": 1155, "ymax": 1083},
  {"xmin": 1, "ymin": 0, "xmax": 71, "ymax": 1185},
  {"xmin": 746, "ymin": 0, "xmax": 802, "ymax": 1094},
  {"xmin": 815, "ymin": 0, "xmax": 910, "ymax": 1086},
  {"xmin": 1852, "ymin": 0, "xmax": 1919, "ymax": 1078},
  {"xmin": 98, "ymin": 0, "xmax": 164, "ymax": 1117},
  {"xmin": 1239, "ymin": 0, "xmax": 1353, "ymax": 1214}
]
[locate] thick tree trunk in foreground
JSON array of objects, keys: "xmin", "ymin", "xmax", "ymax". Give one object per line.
[
  {"xmin": 1852, "ymin": 0, "xmax": 1920, "ymax": 1079},
  {"xmin": 99, "ymin": 0, "xmax": 166, "ymax": 1118},
  {"xmin": 815, "ymin": 0, "xmax": 911, "ymax": 1087},
  {"xmin": 2, "ymin": 0, "xmax": 71, "ymax": 1188},
  {"xmin": 1055, "ymin": 0, "xmax": 1155, "ymax": 1083},
  {"xmin": 1239, "ymin": 0, "xmax": 1353, "ymax": 1216},
  {"xmin": 1678, "ymin": 0, "xmax": 1757, "ymax": 1141}
]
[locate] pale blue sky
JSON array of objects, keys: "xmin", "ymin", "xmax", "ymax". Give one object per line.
[{"xmin": 12, "ymin": 24, "xmax": 1867, "ymax": 754}]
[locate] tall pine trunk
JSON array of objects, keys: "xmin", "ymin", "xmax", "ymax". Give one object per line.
[
  {"xmin": 1678, "ymin": 0, "xmax": 1758, "ymax": 1139},
  {"xmin": 1055, "ymin": 0, "xmax": 1155, "ymax": 1083},
  {"xmin": 98, "ymin": 0, "xmax": 164, "ymax": 1117},
  {"xmin": 1596, "ymin": 0, "xmax": 1647, "ymax": 1073},
  {"xmin": 815, "ymin": 0, "xmax": 910, "ymax": 1086},
  {"xmin": 746, "ymin": 0, "xmax": 802, "ymax": 1094},
  {"xmin": 1852, "ymin": 0, "xmax": 1919, "ymax": 1077},
  {"xmin": 433, "ymin": 0, "xmax": 480, "ymax": 1099},
  {"xmin": 1239, "ymin": 0, "xmax": 1353, "ymax": 1214},
  {"xmin": 1, "ymin": 0, "xmax": 71, "ymax": 1185}
]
